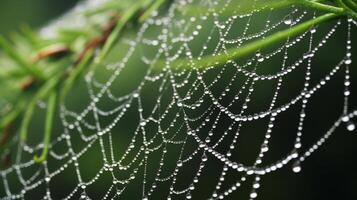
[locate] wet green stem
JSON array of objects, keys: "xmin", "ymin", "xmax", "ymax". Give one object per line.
[
  {"xmin": 163, "ymin": 13, "xmax": 339, "ymax": 69},
  {"xmin": 33, "ymin": 91, "xmax": 57, "ymax": 163}
]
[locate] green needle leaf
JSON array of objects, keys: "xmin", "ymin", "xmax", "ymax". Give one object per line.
[
  {"xmin": 179, "ymin": 0, "xmax": 297, "ymax": 17},
  {"xmin": 19, "ymin": 100, "xmax": 36, "ymax": 142},
  {"xmin": 33, "ymin": 91, "xmax": 57, "ymax": 163},
  {"xmin": 158, "ymin": 13, "xmax": 339, "ymax": 70},
  {"xmin": 0, "ymin": 36, "xmax": 46, "ymax": 80}
]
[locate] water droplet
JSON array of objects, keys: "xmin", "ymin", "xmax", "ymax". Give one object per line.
[
  {"xmin": 253, "ymin": 183, "xmax": 260, "ymax": 189},
  {"xmin": 250, "ymin": 191, "xmax": 258, "ymax": 198},
  {"xmin": 186, "ymin": 192, "xmax": 192, "ymax": 199},
  {"xmin": 291, "ymin": 149, "xmax": 298, "ymax": 158},
  {"xmin": 295, "ymin": 142, "xmax": 302, "ymax": 149},
  {"xmin": 292, "ymin": 160, "xmax": 301, "ymax": 173},
  {"xmin": 202, "ymin": 153, "xmax": 208, "ymax": 162},
  {"xmin": 68, "ymin": 124, "xmax": 74, "ymax": 130},
  {"xmin": 342, "ymin": 115, "xmax": 350, "ymax": 122},
  {"xmin": 303, "ymin": 52, "xmax": 314, "ymax": 59},
  {"xmin": 284, "ymin": 15, "xmax": 293, "ymax": 25},
  {"xmin": 310, "ymin": 27, "xmax": 316, "ymax": 33},
  {"xmin": 344, "ymin": 89, "xmax": 350, "ymax": 96},
  {"xmin": 193, "ymin": 177, "xmax": 199, "ymax": 183},
  {"xmin": 347, "ymin": 122, "xmax": 355, "ymax": 131},
  {"xmin": 345, "ymin": 59, "xmax": 352, "ymax": 65},
  {"xmin": 80, "ymin": 192, "xmax": 87, "ymax": 199},
  {"xmin": 257, "ymin": 56, "xmax": 264, "ymax": 62},
  {"xmin": 140, "ymin": 120, "xmax": 147, "ymax": 126},
  {"xmin": 226, "ymin": 151, "xmax": 231, "ymax": 157},
  {"xmin": 247, "ymin": 168, "xmax": 254, "ymax": 175},
  {"xmin": 261, "ymin": 144, "xmax": 269, "ymax": 152},
  {"xmin": 189, "ymin": 184, "xmax": 195, "ymax": 190},
  {"xmin": 152, "ymin": 40, "xmax": 159, "ymax": 46}
]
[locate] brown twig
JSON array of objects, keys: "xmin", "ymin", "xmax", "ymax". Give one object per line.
[
  {"xmin": 0, "ymin": 124, "xmax": 12, "ymax": 146},
  {"xmin": 1, "ymin": 151, "xmax": 11, "ymax": 169},
  {"xmin": 75, "ymin": 13, "xmax": 120, "ymax": 64},
  {"xmin": 20, "ymin": 77, "xmax": 36, "ymax": 91},
  {"xmin": 33, "ymin": 44, "xmax": 71, "ymax": 62}
]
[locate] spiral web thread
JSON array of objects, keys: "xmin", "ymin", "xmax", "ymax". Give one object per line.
[{"xmin": 1, "ymin": 0, "xmax": 357, "ymax": 199}]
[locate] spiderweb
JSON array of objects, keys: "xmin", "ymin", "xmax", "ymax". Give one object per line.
[{"xmin": 1, "ymin": 0, "xmax": 357, "ymax": 199}]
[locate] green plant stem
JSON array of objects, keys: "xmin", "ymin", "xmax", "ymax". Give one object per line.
[
  {"xmin": 97, "ymin": 1, "xmax": 144, "ymax": 62},
  {"xmin": 33, "ymin": 91, "xmax": 57, "ymax": 163},
  {"xmin": 19, "ymin": 102, "xmax": 35, "ymax": 142},
  {"xmin": 300, "ymin": 0, "xmax": 345, "ymax": 14},
  {"xmin": 161, "ymin": 13, "xmax": 338, "ymax": 69},
  {"xmin": 179, "ymin": 0, "xmax": 296, "ymax": 16}
]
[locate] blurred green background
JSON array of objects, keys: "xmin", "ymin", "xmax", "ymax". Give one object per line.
[
  {"xmin": 0, "ymin": 0, "xmax": 80, "ymax": 35},
  {"xmin": 1, "ymin": 1, "xmax": 357, "ymax": 200}
]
